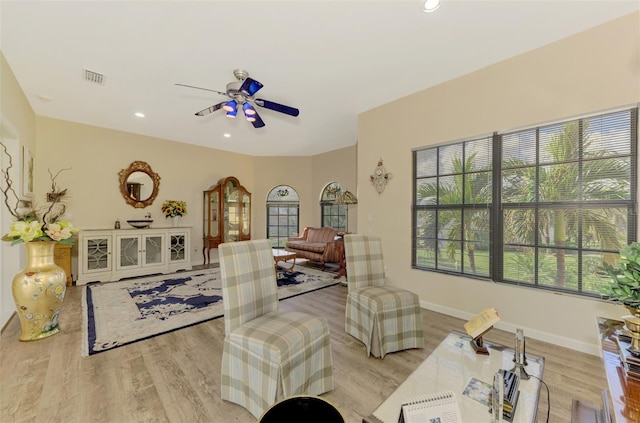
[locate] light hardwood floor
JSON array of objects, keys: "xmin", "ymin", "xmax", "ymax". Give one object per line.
[{"xmin": 1, "ymin": 280, "xmax": 609, "ymax": 423}]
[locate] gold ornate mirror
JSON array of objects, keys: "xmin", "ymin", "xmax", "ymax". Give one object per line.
[{"xmin": 118, "ymin": 161, "xmax": 161, "ymax": 208}]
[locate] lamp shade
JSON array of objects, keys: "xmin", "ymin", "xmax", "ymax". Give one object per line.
[
  {"xmin": 243, "ymin": 102, "xmax": 256, "ymax": 116},
  {"xmin": 335, "ymin": 190, "xmax": 358, "ymax": 205},
  {"xmin": 223, "ymin": 100, "xmax": 238, "ymax": 112}
]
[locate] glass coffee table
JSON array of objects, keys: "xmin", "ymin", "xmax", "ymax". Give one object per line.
[
  {"xmin": 273, "ymin": 249, "xmax": 297, "ymax": 273},
  {"xmin": 363, "ymin": 331, "xmax": 544, "ymax": 423}
]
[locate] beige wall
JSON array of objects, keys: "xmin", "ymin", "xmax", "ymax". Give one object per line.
[
  {"xmin": 1, "ymin": 53, "xmax": 36, "ymax": 152},
  {"xmin": 311, "ymin": 146, "xmax": 358, "ymax": 231},
  {"xmin": 358, "ymin": 12, "xmax": 640, "ymax": 354},
  {"xmin": 1, "ymin": 52, "xmax": 37, "ymax": 332},
  {"xmin": 35, "ymin": 117, "xmax": 254, "ymax": 255},
  {"xmin": 253, "ymin": 146, "xmax": 357, "ymax": 238}
]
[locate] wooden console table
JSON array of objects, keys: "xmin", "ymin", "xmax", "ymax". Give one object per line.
[
  {"xmin": 54, "ymin": 243, "xmax": 73, "ymax": 286},
  {"xmin": 596, "ymin": 317, "xmax": 640, "ymax": 422}
]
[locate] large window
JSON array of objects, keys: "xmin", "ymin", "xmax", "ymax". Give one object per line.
[
  {"xmin": 321, "ymin": 182, "xmax": 347, "ymax": 232},
  {"xmin": 266, "ymin": 185, "xmax": 299, "ymax": 248},
  {"xmin": 413, "ymin": 106, "xmax": 638, "ymax": 297},
  {"xmin": 414, "ymin": 136, "xmax": 493, "ymax": 277}
]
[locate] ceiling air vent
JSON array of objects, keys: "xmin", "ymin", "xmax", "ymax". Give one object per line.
[{"xmin": 82, "ymin": 69, "xmax": 105, "ymax": 85}]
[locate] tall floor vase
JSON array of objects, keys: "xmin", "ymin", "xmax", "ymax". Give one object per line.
[{"xmin": 12, "ymin": 241, "xmax": 67, "ymax": 341}]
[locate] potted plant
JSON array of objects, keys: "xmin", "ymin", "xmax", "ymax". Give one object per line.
[{"xmin": 602, "ymin": 242, "xmax": 640, "ymax": 314}]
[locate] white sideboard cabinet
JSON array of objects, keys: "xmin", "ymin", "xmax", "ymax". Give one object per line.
[{"xmin": 77, "ymin": 227, "xmax": 191, "ymax": 285}]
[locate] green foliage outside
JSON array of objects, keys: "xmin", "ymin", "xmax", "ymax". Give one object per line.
[
  {"xmin": 415, "ymin": 113, "xmax": 632, "ymax": 296},
  {"xmin": 416, "ymin": 247, "xmax": 612, "ymax": 294}
]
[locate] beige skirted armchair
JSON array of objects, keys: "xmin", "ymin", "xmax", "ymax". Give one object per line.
[
  {"xmin": 344, "ymin": 234, "xmax": 424, "ymax": 358},
  {"xmin": 218, "ymin": 239, "xmax": 335, "ymax": 418}
]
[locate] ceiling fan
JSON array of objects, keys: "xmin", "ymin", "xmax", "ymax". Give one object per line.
[{"xmin": 176, "ymin": 69, "xmax": 300, "ymax": 128}]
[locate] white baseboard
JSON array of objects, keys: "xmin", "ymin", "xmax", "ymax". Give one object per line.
[{"xmin": 420, "ymin": 300, "xmax": 600, "ymax": 357}]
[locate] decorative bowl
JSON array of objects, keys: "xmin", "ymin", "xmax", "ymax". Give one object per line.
[{"xmin": 127, "ymin": 219, "xmax": 153, "ymax": 229}]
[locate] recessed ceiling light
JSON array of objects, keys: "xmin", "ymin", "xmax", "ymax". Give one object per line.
[
  {"xmin": 134, "ymin": 112, "xmax": 145, "ymax": 118},
  {"xmin": 223, "ymin": 133, "xmax": 231, "ymax": 138},
  {"xmin": 422, "ymin": 0, "xmax": 441, "ymax": 13}
]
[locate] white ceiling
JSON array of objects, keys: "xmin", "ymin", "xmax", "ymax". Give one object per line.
[{"xmin": 1, "ymin": 1, "xmax": 638, "ymax": 157}]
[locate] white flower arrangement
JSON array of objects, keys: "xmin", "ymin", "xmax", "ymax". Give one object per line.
[
  {"xmin": 1, "ymin": 144, "xmax": 77, "ymax": 245},
  {"xmin": 3, "ymin": 218, "xmax": 77, "ymax": 245}
]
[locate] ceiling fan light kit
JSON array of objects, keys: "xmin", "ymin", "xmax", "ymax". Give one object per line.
[
  {"xmin": 223, "ymin": 99, "xmax": 237, "ymax": 112},
  {"xmin": 242, "ymin": 102, "xmax": 256, "ymax": 116},
  {"xmin": 177, "ymin": 69, "xmax": 299, "ymax": 129}
]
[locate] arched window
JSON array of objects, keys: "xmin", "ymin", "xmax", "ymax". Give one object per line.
[
  {"xmin": 266, "ymin": 185, "xmax": 300, "ymax": 248},
  {"xmin": 320, "ymin": 182, "xmax": 347, "ymax": 232}
]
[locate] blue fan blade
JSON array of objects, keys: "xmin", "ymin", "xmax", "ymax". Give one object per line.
[
  {"xmin": 255, "ymin": 99, "xmax": 300, "ymax": 117},
  {"xmin": 251, "ymin": 111, "xmax": 266, "ymax": 128},
  {"xmin": 195, "ymin": 101, "xmax": 225, "ymax": 116},
  {"xmin": 239, "ymin": 78, "xmax": 263, "ymax": 96}
]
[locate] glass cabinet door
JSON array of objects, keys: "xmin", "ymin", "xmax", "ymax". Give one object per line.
[
  {"xmin": 170, "ymin": 233, "xmax": 187, "ymax": 262},
  {"xmin": 144, "ymin": 234, "xmax": 164, "ymax": 266},
  {"xmin": 242, "ymin": 191, "xmax": 251, "ymax": 237},
  {"xmin": 210, "ymin": 190, "xmax": 219, "ymax": 237},
  {"xmin": 84, "ymin": 235, "xmax": 111, "ymax": 272},
  {"xmin": 118, "ymin": 236, "xmax": 139, "ymax": 268},
  {"xmin": 225, "ymin": 179, "xmax": 240, "ymax": 242}
]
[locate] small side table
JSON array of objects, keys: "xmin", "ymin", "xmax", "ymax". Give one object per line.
[
  {"xmin": 273, "ymin": 249, "xmax": 297, "ymax": 274},
  {"xmin": 333, "ymin": 238, "xmax": 347, "ymax": 280},
  {"xmin": 54, "ymin": 244, "xmax": 73, "ymax": 286}
]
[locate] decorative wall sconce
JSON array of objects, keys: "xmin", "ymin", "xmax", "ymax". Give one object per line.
[{"xmin": 370, "ymin": 159, "xmax": 392, "ymax": 194}]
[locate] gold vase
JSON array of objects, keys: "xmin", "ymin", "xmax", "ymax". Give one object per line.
[
  {"xmin": 12, "ymin": 241, "xmax": 67, "ymax": 341},
  {"xmin": 626, "ymin": 305, "xmax": 640, "ymax": 317}
]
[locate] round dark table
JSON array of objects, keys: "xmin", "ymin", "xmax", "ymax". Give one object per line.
[{"xmin": 258, "ymin": 395, "xmax": 345, "ymax": 423}]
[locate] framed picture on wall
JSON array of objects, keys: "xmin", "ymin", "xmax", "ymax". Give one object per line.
[{"xmin": 22, "ymin": 145, "xmax": 34, "ymax": 197}]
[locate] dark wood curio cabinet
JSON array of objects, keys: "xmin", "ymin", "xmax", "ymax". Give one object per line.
[{"xmin": 202, "ymin": 176, "xmax": 251, "ymax": 264}]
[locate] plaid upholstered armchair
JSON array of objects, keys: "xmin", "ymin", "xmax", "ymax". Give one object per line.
[
  {"xmin": 344, "ymin": 234, "xmax": 424, "ymax": 358},
  {"xmin": 218, "ymin": 239, "xmax": 335, "ymax": 418}
]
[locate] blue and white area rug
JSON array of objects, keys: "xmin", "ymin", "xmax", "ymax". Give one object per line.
[{"xmin": 82, "ymin": 266, "xmax": 342, "ymax": 356}]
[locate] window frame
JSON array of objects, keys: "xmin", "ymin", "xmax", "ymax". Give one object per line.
[
  {"xmin": 412, "ymin": 106, "xmax": 638, "ymax": 298},
  {"xmin": 321, "ymin": 182, "xmax": 347, "ymax": 232},
  {"xmin": 266, "ymin": 185, "xmax": 300, "ymax": 249}
]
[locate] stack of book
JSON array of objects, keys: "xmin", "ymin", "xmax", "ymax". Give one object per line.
[
  {"xmin": 489, "ymin": 369, "xmax": 520, "ymax": 422},
  {"xmin": 615, "ymin": 336, "xmax": 640, "ymax": 381}
]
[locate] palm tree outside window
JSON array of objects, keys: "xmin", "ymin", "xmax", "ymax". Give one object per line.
[{"xmin": 413, "ymin": 106, "xmax": 637, "ymax": 298}]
